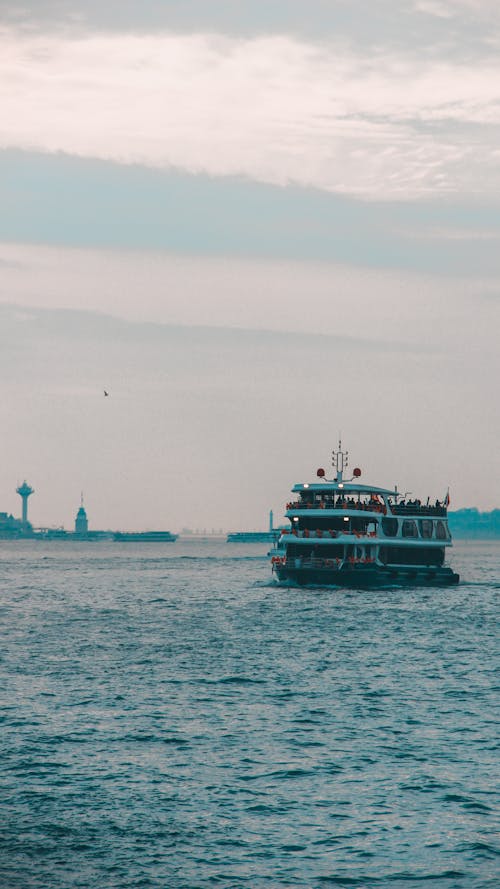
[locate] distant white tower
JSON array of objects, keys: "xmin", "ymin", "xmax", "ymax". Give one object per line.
[
  {"xmin": 75, "ymin": 493, "xmax": 89, "ymax": 535},
  {"xmin": 16, "ymin": 481, "xmax": 34, "ymax": 527}
]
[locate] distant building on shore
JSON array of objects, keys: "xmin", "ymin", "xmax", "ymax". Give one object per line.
[
  {"xmin": 16, "ymin": 480, "xmax": 34, "ymax": 528},
  {"xmin": 75, "ymin": 495, "xmax": 89, "ymax": 536},
  {"xmin": 0, "ymin": 479, "xmax": 35, "ymax": 537},
  {"xmin": 448, "ymin": 509, "xmax": 500, "ymax": 538},
  {"xmin": 0, "ymin": 483, "xmax": 178, "ymax": 542},
  {"xmin": 0, "ymin": 512, "xmax": 25, "ymax": 538}
]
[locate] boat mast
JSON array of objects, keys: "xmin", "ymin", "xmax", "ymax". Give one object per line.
[{"xmin": 332, "ymin": 438, "xmax": 348, "ymax": 482}]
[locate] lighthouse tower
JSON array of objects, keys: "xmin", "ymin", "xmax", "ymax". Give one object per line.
[
  {"xmin": 75, "ymin": 494, "xmax": 89, "ymax": 536},
  {"xmin": 16, "ymin": 481, "xmax": 34, "ymax": 527}
]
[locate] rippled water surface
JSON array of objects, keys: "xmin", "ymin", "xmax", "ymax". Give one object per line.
[{"xmin": 0, "ymin": 539, "xmax": 498, "ymax": 888}]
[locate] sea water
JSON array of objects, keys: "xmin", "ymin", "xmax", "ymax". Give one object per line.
[{"xmin": 0, "ymin": 540, "xmax": 498, "ymax": 889}]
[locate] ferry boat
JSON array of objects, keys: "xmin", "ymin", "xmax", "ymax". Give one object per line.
[
  {"xmin": 271, "ymin": 443, "xmax": 459, "ymax": 588},
  {"xmin": 227, "ymin": 510, "xmax": 280, "ymax": 543},
  {"xmin": 113, "ymin": 531, "xmax": 178, "ymax": 542}
]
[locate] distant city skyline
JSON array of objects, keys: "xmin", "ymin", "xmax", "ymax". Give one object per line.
[
  {"xmin": 1, "ymin": 1, "xmax": 499, "ymax": 529},
  {"xmin": 1, "ymin": 460, "xmax": 499, "ymax": 538}
]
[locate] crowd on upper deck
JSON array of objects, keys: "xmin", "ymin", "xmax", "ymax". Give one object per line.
[
  {"xmin": 286, "ymin": 494, "xmax": 447, "ymax": 517},
  {"xmin": 388, "ymin": 499, "xmax": 447, "ymax": 516}
]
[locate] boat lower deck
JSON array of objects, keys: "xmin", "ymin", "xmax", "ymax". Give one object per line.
[{"xmin": 274, "ymin": 564, "xmax": 459, "ymax": 588}]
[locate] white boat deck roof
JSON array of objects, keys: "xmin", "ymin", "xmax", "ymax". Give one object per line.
[{"xmin": 292, "ymin": 482, "xmax": 397, "ymax": 496}]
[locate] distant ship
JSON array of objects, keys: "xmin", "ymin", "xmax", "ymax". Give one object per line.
[
  {"xmin": 271, "ymin": 442, "xmax": 459, "ymax": 587},
  {"xmin": 227, "ymin": 511, "xmax": 279, "ymax": 543},
  {"xmin": 113, "ymin": 531, "xmax": 178, "ymax": 542},
  {"xmin": 227, "ymin": 531, "xmax": 279, "ymax": 543}
]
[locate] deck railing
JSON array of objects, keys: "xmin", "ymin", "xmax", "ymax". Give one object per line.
[
  {"xmin": 280, "ymin": 528, "xmax": 377, "ymax": 540},
  {"xmin": 286, "ymin": 500, "xmax": 385, "ymax": 513},
  {"xmin": 273, "ymin": 556, "xmax": 375, "ymax": 569},
  {"xmin": 390, "ymin": 504, "xmax": 446, "ymax": 517},
  {"xmin": 286, "ymin": 501, "xmax": 446, "ymax": 517}
]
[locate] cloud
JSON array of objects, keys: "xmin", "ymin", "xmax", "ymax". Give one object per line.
[
  {"xmin": 1, "ymin": 27, "xmax": 500, "ymax": 199},
  {"xmin": 3, "ymin": 1, "xmax": 500, "ymax": 44},
  {"xmin": 415, "ymin": 0, "xmax": 500, "ymax": 18},
  {"xmin": 412, "ymin": 226, "xmax": 500, "ymax": 241},
  {"xmin": 415, "ymin": 0, "xmax": 455, "ymax": 16},
  {"xmin": 1, "ymin": 242, "xmax": 497, "ymax": 357},
  {"xmin": 3, "ymin": 150, "xmax": 500, "ymax": 277}
]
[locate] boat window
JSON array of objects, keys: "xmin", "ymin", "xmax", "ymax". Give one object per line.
[
  {"xmin": 419, "ymin": 519, "xmax": 433, "ymax": 539},
  {"xmin": 381, "ymin": 546, "xmax": 444, "ymax": 566},
  {"xmin": 402, "ymin": 520, "xmax": 418, "ymax": 538},
  {"xmin": 435, "ymin": 521, "xmax": 448, "ymax": 540},
  {"xmin": 382, "ymin": 517, "xmax": 398, "ymax": 537}
]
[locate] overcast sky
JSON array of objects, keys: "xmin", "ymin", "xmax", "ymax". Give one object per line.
[{"xmin": 0, "ymin": 1, "xmax": 499, "ymax": 530}]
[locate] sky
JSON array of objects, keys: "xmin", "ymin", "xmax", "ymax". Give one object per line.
[{"xmin": 0, "ymin": 0, "xmax": 499, "ymax": 531}]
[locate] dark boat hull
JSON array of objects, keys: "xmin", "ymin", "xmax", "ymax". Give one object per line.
[{"xmin": 274, "ymin": 564, "xmax": 459, "ymax": 588}]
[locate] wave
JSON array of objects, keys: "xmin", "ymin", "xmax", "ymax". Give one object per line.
[
  {"xmin": 318, "ymin": 872, "xmax": 466, "ymax": 885},
  {"xmin": 199, "ymin": 675, "xmax": 266, "ymax": 686}
]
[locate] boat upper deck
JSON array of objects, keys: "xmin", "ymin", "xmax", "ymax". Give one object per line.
[
  {"xmin": 288, "ymin": 483, "xmax": 448, "ymax": 518},
  {"xmin": 286, "ymin": 444, "xmax": 449, "ymax": 520}
]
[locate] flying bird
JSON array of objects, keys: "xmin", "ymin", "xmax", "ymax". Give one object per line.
[{"xmin": 104, "ymin": 390, "xmax": 109, "ymax": 397}]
